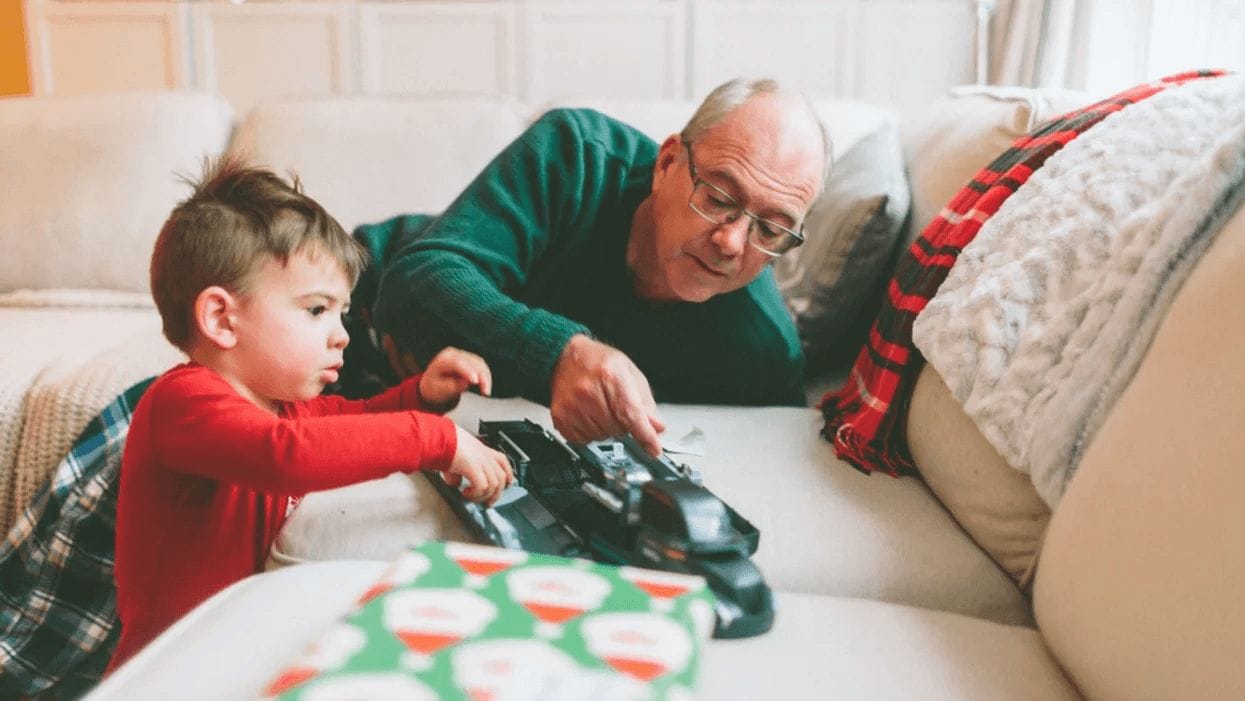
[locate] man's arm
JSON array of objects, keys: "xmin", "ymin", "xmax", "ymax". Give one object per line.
[{"xmin": 372, "ymin": 109, "xmax": 654, "ymax": 401}]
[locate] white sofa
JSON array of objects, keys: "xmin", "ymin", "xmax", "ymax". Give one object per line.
[{"xmin": 3, "ymin": 87, "xmax": 1242, "ymax": 700}]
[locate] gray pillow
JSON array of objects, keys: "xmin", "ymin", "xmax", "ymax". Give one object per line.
[{"xmin": 774, "ymin": 124, "xmax": 911, "ymax": 372}]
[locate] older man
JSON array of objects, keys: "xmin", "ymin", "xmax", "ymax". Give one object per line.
[{"xmin": 361, "ymin": 78, "xmax": 828, "ymax": 455}]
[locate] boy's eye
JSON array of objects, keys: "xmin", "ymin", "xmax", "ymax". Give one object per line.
[{"xmin": 308, "ymin": 305, "xmax": 327, "ymax": 317}]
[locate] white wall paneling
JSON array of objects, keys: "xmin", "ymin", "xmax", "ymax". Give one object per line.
[
  {"xmin": 24, "ymin": 0, "xmax": 985, "ymax": 118},
  {"xmin": 523, "ymin": 0, "xmax": 686, "ymax": 103},
  {"xmin": 358, "ymin": 2, "xmax": 516, "ymax": 96},
  {"xmin": 691, "ymin": 0, "xmax": 857, "ymax": 101},
  {"xmin": 856, "ymin": 0, "xmax": 976, "ymax": 117},
  {"xmin": 191, "ymin": 1, "xmax": 355, "ymax": 115},
  {"xmin": 25, "ymin": 0, "xmax": 189, "ymax": 95}
]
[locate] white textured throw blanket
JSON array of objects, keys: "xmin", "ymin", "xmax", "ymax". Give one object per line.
[{"xmin": 913, "ymin": 75, "xmax": 1245, "ymax": 508}]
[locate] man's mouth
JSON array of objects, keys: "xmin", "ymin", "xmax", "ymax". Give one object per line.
[{"xmin": 688, "ymin": 254, "xmax": 728, "ymax": 277}]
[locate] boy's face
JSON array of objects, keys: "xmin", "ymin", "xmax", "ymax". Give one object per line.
[{"xmin": 227, "ymin": 249, "xmax": 352, "ymax": 408}]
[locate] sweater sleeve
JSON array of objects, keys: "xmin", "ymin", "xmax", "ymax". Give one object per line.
[
  {"xmin": 371, "ymin": 110, "xmax": 642, "ymax": 399},
  {"xmin": 148, "ymin": 369, "xmax": 457, "ymax": 493},
  {"xmin": 298, "ymin": 372, "xmax": 438, "ymax": 415}
]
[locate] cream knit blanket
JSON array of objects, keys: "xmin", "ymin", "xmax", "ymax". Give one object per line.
[
  {"xmin": 0, "ymin": 290, "xmax": 181, "ymax": 533},
  {"xmin": 913, "ymin": 75, "xmax": 1245, "ymax": 508}
]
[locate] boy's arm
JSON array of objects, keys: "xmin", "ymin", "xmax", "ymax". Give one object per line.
[
  {"xmin": 300, "ymin": 373, "xmax": 446, "ymax": 415},
  {"xmin": 149, "ymin": 373, "xmax": 456, "ymax": 493}
]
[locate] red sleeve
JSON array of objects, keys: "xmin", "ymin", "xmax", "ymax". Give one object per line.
[
  {"xmin": 148, "ymin": 367, "xmax": 457, "ymax": 493},
  {"xmin": 296, "ymin": 373, "xmax": 456, "ymax": 415}
]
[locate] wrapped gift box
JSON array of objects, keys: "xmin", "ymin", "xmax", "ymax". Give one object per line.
[{"xmin": 262, "ymin": 541, "xmax": 715, "ymax": 700}]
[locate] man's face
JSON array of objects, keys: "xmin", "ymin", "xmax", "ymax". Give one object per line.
[{"xmin": 642, "ymin": 95, "xmax": 825, "ymax": 303}]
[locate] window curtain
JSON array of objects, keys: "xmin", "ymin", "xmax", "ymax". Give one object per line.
[{"xmin": 987, "ymin": 0, "xmax": 1089, "ymax": 88}]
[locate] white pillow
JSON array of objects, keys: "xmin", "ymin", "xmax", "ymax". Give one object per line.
[
  {"xmin": 0, "ymin": 93, "xmax": 233, "ymax": 293},
  {"xmin": 902, "ymin": 85, "xmax": 1091, "ymax": 243}
]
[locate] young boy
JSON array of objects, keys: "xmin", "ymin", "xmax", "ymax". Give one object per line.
[{"xmin": 107, "ymin": 158, "xmax": 513, "ymax": 671}]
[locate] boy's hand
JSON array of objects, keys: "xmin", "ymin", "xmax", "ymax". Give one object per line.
[
  {"xmin": 444, "ymin": 426, "xmax": 514, "ymax": 506},
  {"xmin": 418, "ymin": 347, "xmax": 493, "ymax": 410}
]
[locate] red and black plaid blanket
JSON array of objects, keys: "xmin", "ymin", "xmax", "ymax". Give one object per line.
[{"xmin": 819, "ymin": 69, "xmax": 1229, "ymax": 477}]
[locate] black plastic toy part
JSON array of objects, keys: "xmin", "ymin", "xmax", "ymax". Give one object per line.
[{"xmin": 423, "ymin": 419, "xmax": 775, "ymax": 639}]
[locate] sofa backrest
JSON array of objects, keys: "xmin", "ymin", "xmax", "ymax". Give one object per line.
[
  {"xmin": 540, "ymin": 97, "xmax": 900, "ymax": 161},
  {"xmin": 0, "ymin": 92, "xmax": 233, "ymax": 294},
  {"xmin": 227, "ymin": 95, "xmax": 529, "ymax": 233}
]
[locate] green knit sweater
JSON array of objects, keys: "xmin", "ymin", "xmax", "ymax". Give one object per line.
[{"xmin": 368, "ymin": 108, "xmax": 804, "ymax": 406}]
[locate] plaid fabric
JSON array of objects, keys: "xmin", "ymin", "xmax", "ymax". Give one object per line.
[
  {"xmin": 819, "ymin": 69, "xmax": 1229, "ymax": 477},
  {"xmin": 0, "ymin": 378, "xmax": 153, "ymax": 700}
]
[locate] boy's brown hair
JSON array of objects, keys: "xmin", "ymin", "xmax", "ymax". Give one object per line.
[{"xmin": 151, "ymin": 157, "xmax": 367, "ymax": 351}]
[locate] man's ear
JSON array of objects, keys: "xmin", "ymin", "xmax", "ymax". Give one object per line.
[
  {"xmin": 651, "ymin": 134, "xmax": 683, "ymax": 193},
  {"xmin": 194, "ymin": 286, "xmax": 240, "ymax": 350}
]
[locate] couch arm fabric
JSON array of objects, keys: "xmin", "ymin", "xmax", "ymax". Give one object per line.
[{"xmin": 1035, "ymin": 199, "xmax": 1245, "ymax": 701}]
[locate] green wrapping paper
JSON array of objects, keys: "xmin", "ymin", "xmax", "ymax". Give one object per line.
[{"xmin": 262, "ymin": 541, "xmax": 715, "ymax": 700}]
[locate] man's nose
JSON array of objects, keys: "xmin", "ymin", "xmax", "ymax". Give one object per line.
[{"xmin": 709, "ymin": 215, "xmax": 750, "ymax": 257}]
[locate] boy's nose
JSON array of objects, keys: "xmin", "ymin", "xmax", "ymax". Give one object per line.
[{"xmin": 330, "ymin": 318, "xmax": 350, "ymax": 350}]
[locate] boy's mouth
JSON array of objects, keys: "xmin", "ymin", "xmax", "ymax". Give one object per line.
[{"xmin": 322, "ymin": 363, "xmax": 343, "ymax": 383}]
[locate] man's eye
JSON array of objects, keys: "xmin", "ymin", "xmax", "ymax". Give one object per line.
[
  {"xmin": 755, "ymin": 221, "xmax": 785, "ymax": 241},
  {"xmin": 308, "ymin": 305, "xmax": 327, "ymax": 317}
]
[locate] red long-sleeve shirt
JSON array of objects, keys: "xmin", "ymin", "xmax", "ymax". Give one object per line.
[{"xmin": 108, "ymin": 363, "xmax": 457, "ymax": 671}]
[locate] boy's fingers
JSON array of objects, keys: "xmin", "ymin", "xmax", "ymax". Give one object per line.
[{"xmin": 477, "ymin": 364, "xmax": 492, "ymax": 396}]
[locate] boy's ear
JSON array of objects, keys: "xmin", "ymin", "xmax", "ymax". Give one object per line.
[{"xmin": 194, "ymin": 286, "xmax": 240, "ymax": 350}]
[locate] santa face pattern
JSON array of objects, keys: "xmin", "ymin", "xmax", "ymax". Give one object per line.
[{"xmin": 262, "ymin": 541, "xmax": 714, "ymax": 700}]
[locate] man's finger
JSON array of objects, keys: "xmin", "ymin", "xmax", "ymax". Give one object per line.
[{"xmin": 603, "ymin": 377, "xmax": 663, "ymax": 457}]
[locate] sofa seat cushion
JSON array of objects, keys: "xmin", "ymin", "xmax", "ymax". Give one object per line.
[
  {"xmin": 273, "ymin": 394, "xmax": 1032, "ymax": 626},
  {"xmin": 92, "ymin": 560, "xmax": 1076, "ymax": 700},
  {"xmin": 907, "ymin": 364, "xmax": 1050, "ymax": 587},
  {"xmin": 0, "ymin": 298, "xmax": 181, "ymax": 532}
]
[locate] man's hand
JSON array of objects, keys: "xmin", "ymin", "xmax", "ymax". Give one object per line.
[
  {"xmin": 443, "ymin": 426, "xmax": 514, "ymax": 506},
  {"xmin": 549, "ymin": 335, "xmax": 666, "ymax": 456},
  {"xmin": 419, "ymin": 347, "xmax": 492, "ymax": 410}
]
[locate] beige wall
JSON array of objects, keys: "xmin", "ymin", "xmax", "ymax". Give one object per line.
[{"xmin": 1, "ymin": 0, "xmax": 30, "ymax": 96}]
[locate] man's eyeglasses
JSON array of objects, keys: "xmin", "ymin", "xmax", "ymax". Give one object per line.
[{"xmin": 684, "ymin": 142, "xmax": 805, "ymax": 257}]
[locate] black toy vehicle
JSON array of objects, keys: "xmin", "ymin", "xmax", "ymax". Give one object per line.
[{"xmin": 424, "ymin": 419, "xmax": 775, "ymax": 638}]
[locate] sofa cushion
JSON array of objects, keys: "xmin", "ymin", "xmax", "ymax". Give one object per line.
[
  {"xmin": 773, "ymin": 123, "xmax": 910, "ymax": 371},
  {"xmin": 907, "ymin": 364, "xmax": 1049, "ymax": 587},
  {"xmin": 0, "ymin": 93, "xmax": 233, "ymax": 293},
  {"xmin": 90, "ymin": 560, "xmax": 1076, "ymax": 700},
  {"xmin": 227, "ymin": 96, "xmax": 529, "ymax": 231},
  {"xmin": 273, "ymin": 394, "xmax": 1033, "ymax": 626},
  {"xmin": 902, "ymin": 85, "xmax": 1090, "ymax": 243},
  {"xmin": 1034, "ymin": 203, "xmax": 1245, "ymax": 700}
]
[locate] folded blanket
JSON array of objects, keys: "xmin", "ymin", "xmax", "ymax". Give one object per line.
[
  {"xmin": 0, "ymin": 378, "xmax": 151, "ymax": 700},
  {"xmin": 818, "ymin": 70, "xmax": 1227, "ymax": 477},
  {"xmin": 913, "ymin": 73, "xmax": 1245, "ymax": 507}
]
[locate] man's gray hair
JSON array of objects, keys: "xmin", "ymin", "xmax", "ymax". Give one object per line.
[{"xmin": 680, "ymin": 77, "xmax": 833, "ymax": 191}]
